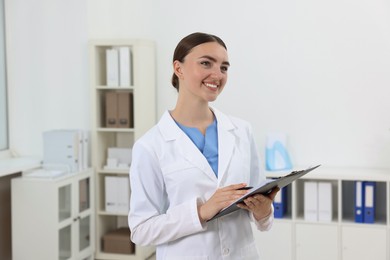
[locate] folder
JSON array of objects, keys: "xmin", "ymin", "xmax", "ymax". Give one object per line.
[
  {"xmin": 208, "ymin": 165, "xmax": 321, "ymax": 221},
  {"xmin": 354, "ymin": 181, "xmax": 365, "ymax": 223},
  {"xmin": 273, "ymin": 186, "xmax": 287, "ymax": 218},
  {"xmin": 43, "ymin": 129, "xmax": 81, "ymax": 172},
  {"xmin": 82, "ymin": 131, "xmax": 89, "ymax": 169},
  {"xmin": 105, "ymin": 91, "xmax": 118, "ymax": 127},
  {"xmin": 364, "ymin": 181, "xmax": 376, "ymax": 223},
  {"xmin": 106, "ymin": 48, "xmax": 119, "ymax": 87},
  {"xmin": 304, "ymin": 181, "xmax": 318, "ymax": 221},
  {"xmin": 105, "ymin": 176, "xmax": 130, "ymax": 213},
  {"xmin": 118, "ymin": 47, "xmax": 132, "ymax": 87},
  {"xmin": 318, "ymin": 182, "xmax": 332, "ymax": 222},
  {"xmin": 117, "ymin": 92, "xmax": 133, "ymax": 128},
  {"xmin": 116, "ymin": 176, "xmax": 130, "ymax": 212},
  {"xmin": 105, "ymin": 176, "xmax": 118, "ymax": 212}
]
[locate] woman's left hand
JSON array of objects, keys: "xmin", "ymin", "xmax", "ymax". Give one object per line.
[{"xmin": 237, "ymin": 187, "xmax": 280, "ymax": 221}]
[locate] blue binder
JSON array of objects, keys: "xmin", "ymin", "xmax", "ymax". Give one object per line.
[
  {"xmin": 273, "ymin": 186, "xmax": 287, "ymax": 218},
  {"xmin": 363, "ymin": 181, "xmax": 376, "ymax": 224},
  {"xmin": 354, "ymin": 181, "xmax": 365, "ymax": 223}
]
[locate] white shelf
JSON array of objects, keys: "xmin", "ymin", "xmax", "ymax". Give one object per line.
[
  {"xmin": 255, "ymin": 166, "xmax": 390, "ymax": 260},
  {"xmin": 89, "ymin": 39, "xmax": 156, "ymax": 259}
]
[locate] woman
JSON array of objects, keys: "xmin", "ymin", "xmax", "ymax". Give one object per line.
[{"xmin": 128, "ymin": 32, "xmax": 278, "ymax": 259}]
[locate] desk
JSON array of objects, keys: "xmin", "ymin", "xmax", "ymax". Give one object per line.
[
  {"xmin": 0, "ymin": 157, "xmax": 41, "ymax": 177},
  {"xmin": 0, "ymin": 157, "xmax": 40, "ymax": 260}
]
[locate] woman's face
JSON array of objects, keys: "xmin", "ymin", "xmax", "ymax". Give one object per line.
[{"xmin": 174, "ymin": 41, "xmax": 230, "ymax": 103}]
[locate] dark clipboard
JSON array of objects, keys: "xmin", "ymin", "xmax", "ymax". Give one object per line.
[{"xmin": 207, "ymin": 164, "xmax": 321, "ymax": 222}]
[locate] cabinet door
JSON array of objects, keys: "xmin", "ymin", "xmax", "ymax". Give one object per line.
[
  {"xmin": 76, "ymin": 176, "xmax": 93, "ymax": 256},
  {"xmin": 342, "ymin": 226, "xmax": 387, "ymax": 260},
  {"xmin": 252, "ymin": 222, "xmax": 293, "ymax": 260},
  {"xmin": 58, "ymin": 183, "xmax": 72, "ymax": 260},
  {"xmin": 296, "ymin": 224, "xmax": 339, "ymax": 260}
]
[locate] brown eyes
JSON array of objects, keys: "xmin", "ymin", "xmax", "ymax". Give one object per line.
[{"xmin": 200, "ymin": 61, "xmax": 229, "ymax": 73}]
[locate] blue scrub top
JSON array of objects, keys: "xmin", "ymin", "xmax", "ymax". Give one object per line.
[{"xmin": 176, "ymin": 119, "xmax": 219, "ymax": 177}]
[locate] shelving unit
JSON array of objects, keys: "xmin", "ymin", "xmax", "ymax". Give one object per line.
[
  {"xmin": 12, "ymin": 169, "xmax": 94, "ymax": 260},
  {"xmin": 253, "ymin": 166, "xmax": 390, "ymax": 260},
  {"xmin": 89, "ymin": 39, "xmax": 156, "ymax": 260}
]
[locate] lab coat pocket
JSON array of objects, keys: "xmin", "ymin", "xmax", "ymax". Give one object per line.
[
  {"xmin": 240, "ymin": 240, "xmax": 260, "ymax": 259},
  {"xmin": 161, "ymin": 161, "xmax": 200, "ymax": 191},
  {"xmin": 166, "ymin": 256, "xmax": 209, "ymax": 260}
]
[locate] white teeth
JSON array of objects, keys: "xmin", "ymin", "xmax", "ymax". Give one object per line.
[{"xmin": 204, "ymin": 83, "xmax": 218, "ymax": 89}]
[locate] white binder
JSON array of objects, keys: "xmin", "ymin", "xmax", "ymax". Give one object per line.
[
  {"xmin": 105, "ymin": 176, "xmax": 130, "ymax": 213},
  {"xmin": 318, "ymin": 182, "xmax": 332, "ymax": 222},
  {"xmin": 106, "ymin": 48, "xmax": 119, "ymax": 87},
  {"xmin": 43, "ymin": 129, "xmax": 81, "ymax": 172},
  {"xmin": 304, "ymin": 181, "xmax": 318, "ymax": 221},
  {"xmin": 118, "ymin": 46, "xmax": 132, "ymax": 87}
]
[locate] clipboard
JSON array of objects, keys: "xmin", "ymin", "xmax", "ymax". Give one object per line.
[{"xmin": 207, "ymin": 164, "xmax": 321, "ymax": 221}]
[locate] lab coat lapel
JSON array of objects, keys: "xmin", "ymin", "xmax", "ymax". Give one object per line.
[
  {"xmin": 158, "ymin": 111, "xmax": 217, "ymax": 182},
  {"xmin": 179, "ymin": 135, "xmax": 217, "ymax": 181},
  {"xmin": 213, "ymin": 108, "xmax": 235, "ymax": 183}
]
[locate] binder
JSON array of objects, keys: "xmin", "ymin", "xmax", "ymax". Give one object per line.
[
  {"xmin": 106, "ymin": 48, "xmax": 119, "ymax": 86},
  {"xmin": 117, "ymin": 92, "xmax": 133, "ymax": 128},
  {"xmin": 364, "ymin": 181, "xmax": 376, "ymax": 223},
  {"xmin": 105, "ymin": 176, "xmax": 130, "ymax": 213},
  {"xmin": 82, "ymin": 131, "xmax": 89, "ymax": 169},
  {"xmin": 105, "ymin": 176, "xmax": 118, "ymax": 212},
  {"xmin": 43, "ymin": 129, "xmax": 81, "ymax": 172},
  {"xmin": 318, "ymin": 182, "xmax": 332, "ymax": 222},
  {"xmin": 273, "ymin": 186, "xmax": 287, "ymax": 218},
  {"xmin": 354, "ymin": 181, "xmax": 365, "ymax": 223},
  {"xmin": 118, "ymin": 46, "xmax": 132, "ymax": 86},
  {"xmin": 304, "ymin": 181, "xmax": 318, "ymax": 221},
  {"xmin": 116, "ymin": 176, "xmax": 130, "ymax": 212},
  {"xmin": 105, "ymin": 91, "xmax": 118, "ymax": 127},
  {"xmin": 77, "ymin": 129, "xmax": 84, "ymax": 172}
]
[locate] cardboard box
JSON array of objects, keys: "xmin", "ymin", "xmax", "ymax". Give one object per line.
[{"xmin": 103, "ymin": 227, "xmax": 135, "ymax": 254}]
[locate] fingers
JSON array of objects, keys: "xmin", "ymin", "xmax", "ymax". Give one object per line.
[
  {"xmin": 221, "ymin": 183, "xmax": 247, "ymax": 191},
  {"xmin": 267, "ymin": 187, "xmax": 280, "ymax": 201}
]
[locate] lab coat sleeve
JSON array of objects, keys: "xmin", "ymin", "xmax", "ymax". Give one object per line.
[
  {"xmin": 128, "ymin": 141, "xmax": 206, "ymax": 246},
  {"xmin": 251, "ymin": 204, "xmax": 274, "ymax": 231}
]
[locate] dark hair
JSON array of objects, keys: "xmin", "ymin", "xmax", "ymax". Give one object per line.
[{"xmin": 171, "ymin": 32, "xmax": 227, "ymax": 91}]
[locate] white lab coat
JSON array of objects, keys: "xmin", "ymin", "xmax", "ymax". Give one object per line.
[{"xmin": 128, "ymin": 108, "xmax": 273, "ymax": 260}]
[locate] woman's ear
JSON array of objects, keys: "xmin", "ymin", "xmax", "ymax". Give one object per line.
[{"xmin": 173, "ymin": 60, "xmax": 183, "ymax": 79}]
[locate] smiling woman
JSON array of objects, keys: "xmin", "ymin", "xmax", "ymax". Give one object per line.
[{"xmin": 0, "ymin": 0, "xmax": 7, "ymax": 152}]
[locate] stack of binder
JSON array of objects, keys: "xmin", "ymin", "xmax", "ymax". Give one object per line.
[
  {"xmin": 105, "ymin": 91, "xmax": 133, "ymax": 128},
  {"xmin": 106, "ymin": 47, "xmax": 132, "ymax": 87},
  {"xmin": 304, "ymin": 181, "xmax": 333, "ymax": 222},
  {"xmin": 43, "ymin": 129, "xmax": 89, "ymax": 173},
  {"xmin": 355, "ymin": 181, "xmax": 376, "ymax": 223}
]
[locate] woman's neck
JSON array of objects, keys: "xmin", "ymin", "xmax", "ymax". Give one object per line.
[{"xmin": 170, "ymin": 101, "xmax": 214, "ymax": 134}]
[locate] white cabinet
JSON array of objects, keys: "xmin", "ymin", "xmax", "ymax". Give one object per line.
[
  {"xmin": 12, "ymin": 170, "xmax": 94, "ymax": 260},
  {"xmin": 296, "ymin": 223, "xmax": 339, "ymax": 260},
  {"xmin": 89, "ymin": 39, "xmax": 156, "ymax": 260},
  {"xmin": 252, "ymin": 221, "xmax": 293, "ymax": 260},
  {"xmin": 253, "ymin": 167, "xmax": 390, "ymax": 260},
  {"xmin": 341, "ymin": 226, "xmax": 387, "ymax": 260}
]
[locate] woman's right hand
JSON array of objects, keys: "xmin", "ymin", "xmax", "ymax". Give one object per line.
[{"xmin": 197, "ymin": 183, "xmax": 250, "ymax": 222}]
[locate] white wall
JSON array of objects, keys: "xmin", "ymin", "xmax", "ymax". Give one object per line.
[
  {"xmin": 6, "ymin": 0, "xmax": 89, "ymax": 157},
  {"xmin": 6, "ymin": 0, "xmax": 390, "ymax": 168}
]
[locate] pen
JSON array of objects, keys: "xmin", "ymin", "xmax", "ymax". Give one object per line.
[{"xmin": 237, "ymin": 186, "xmax": 253, "ymax": 190}]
